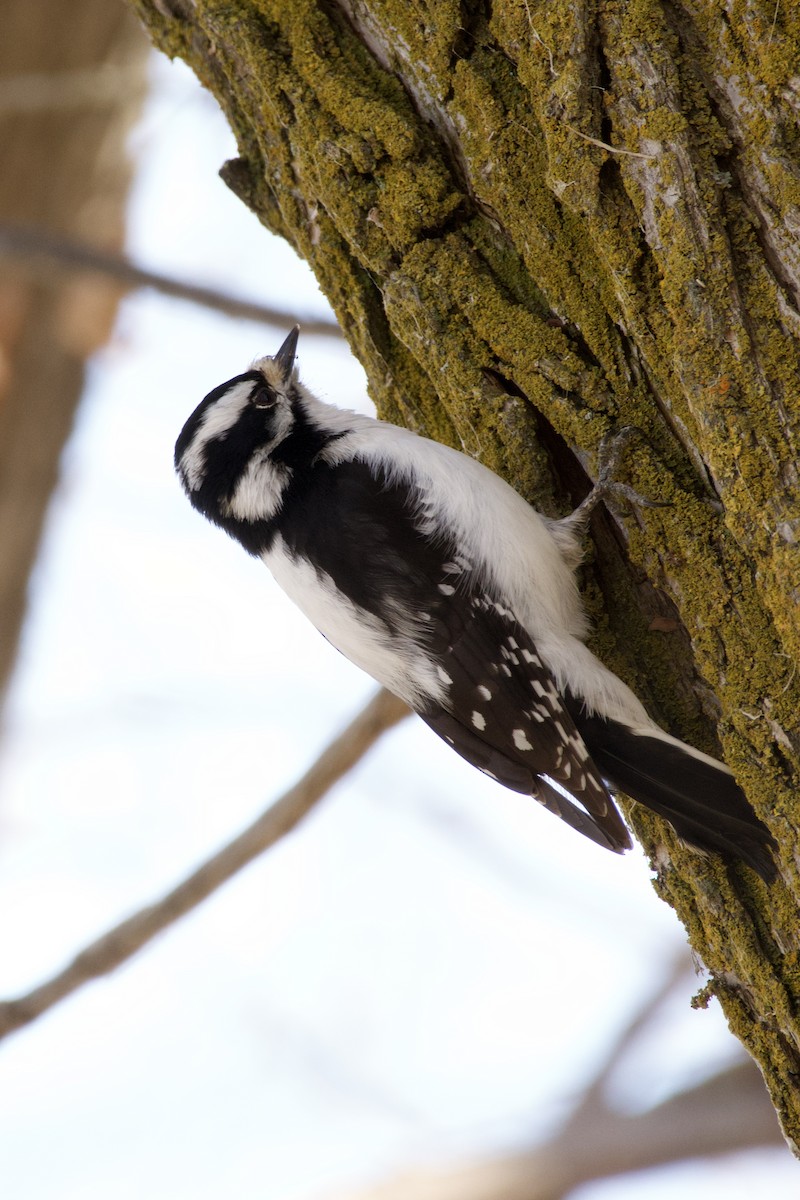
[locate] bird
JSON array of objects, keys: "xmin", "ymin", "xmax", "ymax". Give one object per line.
[{"xmin": 175, "ymin": 326, "xmax": 777, "ymax": 882}]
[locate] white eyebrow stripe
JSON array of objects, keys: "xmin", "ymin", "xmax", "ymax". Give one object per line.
[{"xmin": 180, "ymin": 380, "xmax": 254, "ymax": 490}]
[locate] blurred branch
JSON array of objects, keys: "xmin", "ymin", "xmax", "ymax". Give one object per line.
[
  {"xmin": 330, "ymin": 1061, "xmax": 783, "ymax": 1200},
  {"xmin": 0, "ymin": 222, "xmax": 343, "ymax": 336},
  {"xmin": 0, "ymin": 64, "xmax": 146, "ymax": 113},
  {"xmin": 567, "ymin": 948, "xmax": 690, "ymax": 1113},
  {"xmin": 328, "ymin": 956, "xmax": 786, "ymax": 1200},
  {"xmin": 0, "ymin": 7, "xmax": 149, "ymax": 708},
  {"xmin": 0, "ymin": 688, "xmax": 409, "ymax": 1041}
]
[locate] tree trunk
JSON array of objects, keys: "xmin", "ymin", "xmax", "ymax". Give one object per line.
[
  {"xmin": 130, "ymin": 0, "xmax": 800, "ymax": 1145},
  {"xmin": 0, "ymin": 0, "xmax": 148, "ymax": 700}
]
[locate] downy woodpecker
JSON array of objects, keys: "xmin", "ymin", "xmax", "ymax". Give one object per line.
[{"xmin": 175, "ymin": 327, "xmax": 776, "ymax": 881}]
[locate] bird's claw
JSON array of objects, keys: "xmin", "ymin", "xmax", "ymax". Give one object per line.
[{"xmin": 564, "ymin": 426, "xmax": 670, "ymax": 534}]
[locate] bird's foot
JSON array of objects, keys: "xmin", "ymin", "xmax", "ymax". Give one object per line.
[{"xmin": 561, "ymin": 427, "xmax": 669, "ymax": 537}]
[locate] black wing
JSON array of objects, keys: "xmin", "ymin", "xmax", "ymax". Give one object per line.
[
  {"xmin": 276, "ymin": 455, "xmax": 452, "ymax": 632},
  {"xmin": 419, "ymin": 592, "xmax": 632, "ymax": 854}
]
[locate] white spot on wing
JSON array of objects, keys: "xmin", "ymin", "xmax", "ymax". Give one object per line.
[
  {"xmin": 513, "ymin": 729, "xmax": 533, "ymax": 751},
  {"xmin": 471, "ymin": 711, "xmax": 486, "ymax": 730}
]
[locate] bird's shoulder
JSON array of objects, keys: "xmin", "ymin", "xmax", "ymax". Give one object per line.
[{"xmin": 273, "ymin": 449, "xmax": 457, "ymax": 626}]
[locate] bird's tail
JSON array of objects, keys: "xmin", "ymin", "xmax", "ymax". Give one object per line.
[{"xmin": 566, "ymin": 699, "xmax": 777, "ymax": 882}]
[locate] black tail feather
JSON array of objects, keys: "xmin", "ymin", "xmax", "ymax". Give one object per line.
[{"xmin": 567, "ymin": 703, "xmax": 778, "ymax": 882}]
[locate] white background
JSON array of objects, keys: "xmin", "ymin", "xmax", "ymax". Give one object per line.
[{"xmin": 0, "ymin": 55, "xmax": 794, "ymax": 1200}]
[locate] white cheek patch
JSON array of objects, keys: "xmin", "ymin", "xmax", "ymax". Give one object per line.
[{"xmin": 221, "ymin": 453, "xmax": 291, "ymax": 522}]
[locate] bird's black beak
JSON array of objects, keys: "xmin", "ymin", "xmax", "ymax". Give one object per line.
[{"xmin": 273, "ymin": 325, "xmax": 299, "ymax": 382}]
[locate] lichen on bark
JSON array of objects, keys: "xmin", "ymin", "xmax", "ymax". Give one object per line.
[{"xmin": 131, "ymin": 0, "xmax": 800, "ymax": 1143}]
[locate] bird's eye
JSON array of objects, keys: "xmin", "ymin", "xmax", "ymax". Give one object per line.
[{"xmin": 250, "ymin": 384, "xmax": 277, "ymax": 409}]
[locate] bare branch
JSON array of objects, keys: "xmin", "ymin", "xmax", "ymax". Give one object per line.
[
  {"xmin": 0, "ymin": 223, "xmax": 343, "ymax": 336},
  {"xmin": 328, "ymin": 996, "xmax": 784, "ymax": 1200},
  {"xmin": 321, "ymin": 951, "xmax": 785, "ymax": 1199},
  {"xmin": 326, "ymin": 1055, "xmax": 784, "ymax": 1200},
  {"xmin": 0, "ymin": 688, "xmax": 409, "ymax": 1041}
]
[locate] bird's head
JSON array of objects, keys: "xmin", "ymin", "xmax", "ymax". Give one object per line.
[{"xmin": 174, "ymin": 326, "xmax": 304, "ymax": 537}]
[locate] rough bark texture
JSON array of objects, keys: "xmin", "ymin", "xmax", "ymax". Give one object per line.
[
  {"xmin": 129, "ymin": 0, "xmax": 800, "ymax": 1145},
  {"xmin": 0, "ymin": 1, "xmax": 148, "ymax": 700}
]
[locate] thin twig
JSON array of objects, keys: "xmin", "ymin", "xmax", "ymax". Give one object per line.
[
  {"xmin": 564, "ymin": 124, "xmax": 656, "ymax": 160},
  {"xmin": 0, "ymin": 223, "xmax": 343, "ymax": 337},
  {"xmin": 768, "ymin": 0, "xmax": 781, "ymax": 44},
  {"xmin": 521, "ymin": 0, "xmax": 556, "ymax": 76},
  {"xmin": 0, "ymin": 688, "xmax": 409, "ymax": 1041}
]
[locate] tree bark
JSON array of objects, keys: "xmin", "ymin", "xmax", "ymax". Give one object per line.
[{"xmin": 129, "ymin": 0, "xmax": 800, "ymax": 1145}]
